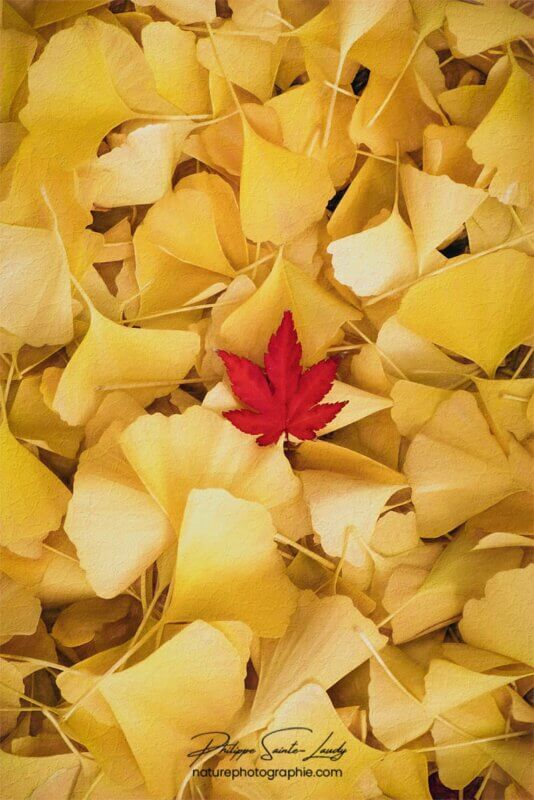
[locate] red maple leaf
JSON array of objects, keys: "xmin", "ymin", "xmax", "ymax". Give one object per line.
[{"xmin": 217, "ymin": 311, "xmax": 347, "ymax": 446}]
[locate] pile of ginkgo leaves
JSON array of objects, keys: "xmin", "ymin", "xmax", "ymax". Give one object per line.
[{"xmin": 1, "ymin": 1, "xmax": 534, "ymax": 798}]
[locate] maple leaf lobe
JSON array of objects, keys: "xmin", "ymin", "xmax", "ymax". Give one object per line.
[{"xmin": 218, "ymin": 311, "xmax": 347, "ymax": 446}]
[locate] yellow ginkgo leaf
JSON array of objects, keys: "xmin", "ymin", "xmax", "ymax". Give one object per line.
[
  {"xmin": 0, "ymin": 29, "xmax": 37, "ymax": 122},
  {"xmin": 400, "ymin": 163, "xmax": 486, "ymax": 261},
  {"xmin": 84, "ymin": 390, "xmax": 145, "ymax": 448},
  {"xmin": 432, "ymin": 694, "xmax": 506, "ymax": 790},
  {"xmin": 178, "ymin": 172, "xmax": 248, "ymax": 269},
  {"xmin": 368, "ymin": 644, "xmax": 432, "ymax": 749},
  {"xmin": 330, "ymin": 0, "xmax": 397, "ymax": 58},
  {"xmin": 52, "ymin": 306, "xmax": 200, "ymax": 425},
  {"xmin": 350, "ymin": 65, "xmax": 443, "ymax": 156},
  {"xmin": 220, "ymin": 254, "xmax": 356, "ymax": 365},
  {"xmin": 328, "ymin": 205, "xmax": 418, "ymax": 297},
  {"xmin": 0, "ymin": 573, "xmax": 41, "ymax": 644},
  {"xmin": 376, "ymin": 315, "xmax": 476, "ymax": 388},
  {"xmin": 0, "ymin": 222, "xmax": 73, "ymax": 347},
  {"xmin": 423, "ymin": 658, "xmax": 517, "ymax": 718},
  {"xmin": 482, "ymin": 739, "xmax": 534, "ymax": 797},
  {"xmin": 468, "ymin": 59, "xmax": 534, "ymax": 208},
  {"xmin": 398, "ymin": 250, "xmax": 534, "ymax": 377},
  {"xmin": 136, "ymin": 0, "xmax": 216, "ymax": 25},
  {"xmin": 445, "ymin": 1, "xmax": 534, "ymax": 58},
  {"xmin": 346, "ymin": 0, "xmax": 416, "ymax": 81},
  {"xmin": 373, "ymin": 750, "xmax": 432, "ymax": 800},
  {"xmin": 226, "ymin": 684, "xmax": 382, "ymax": 800},
  {"xmin": 197, "ymin": 21, "xmax": 282, "ymax": 102},
  {"xmin": 0, "ymin": 420, "xmax": 71, "ymax": 556},
  {"xmin": 475, "ymin": 376, "xmax": 534, "ymax": 446},
  {"xmin": 0, "ymin": 750, "xmax": 81, "ymax": 800},
  {"xmin": 371, "ymin": 510, "xmax": 420, "ymax": 556},
  {"xmin": 244, "ymin": 591, "xmax": 387, "ymax": 734},
  {"xmin": 391, "ymin": 380, "xmax": 453, "ymax": 439},
  {"xmin": 32, "ymin": 1, "xmax": 109, "ymax": 27},
  {"xmin": 459, "ymin": 565, "xmax": 534, "ymax": 667},
  {"xmin": 404, "ymin": 392, "xmax": 522, "ymax": 537},
  {"xmin": 142, "ymin": 22, "xmax": 210, "ymax": 115},
  {"xmin": 8, "ymin": 374, "xmax": 83, "ymax": 459},
  {"xmin": 19, "ymin": 16, "xmax": 178, "ymax": 169},
  {"xmin": 294, "ymin": 5, "xmax": 359, "ymax": 86},
  {"xmin": 240, "ymin": 121, "xmax": 334, "ymax": 244},
  {"xmin": 78, "ymin": 123, "xmax": 180, "ymax": 208},
  {"xmin": 0, "ymin": 530, "xmax": 93, "ymax": 608},
  {"xmin": 120, "ymin": 407, "xmax": 307, "ymax": 539},
  {"xmin": 440, "ymin": 643, "xmax": 519, "ymax": 673},
  {"xmin": 327, "ymin": 155, "xmax": 396, "ymax": 241},
  {"xmin": 299, "ymin": 467, "xmax": 406, "ymax": 566},
  {"xmin": 0, "ymin": 659, "xmax": 25, "ymax": 738},
  {"xmin": 52, "ymin": 596, "xmax": 134, "ymax": 649},
  {"xmin": 473, "ymin": 532, "xmax": 534, "ymax": 550},
  {"xmin": 438, "ymin": 55, "xmax": 510, "ymax": 130},
  {"xmin": 390, "ymin": 527, "xmax": 523, "ymax": 644},
  {"xmin": 267, "ymin": 79, "xmax": 357, "ymax": 186},
  {"xmin": 466, "ymin": 196, "xmax": 534, "ymax": 257},
  {"xmin": 100, "ymin": 621, "xmax": 246, "ymax": 799},
  {"xmin": 64, "ymin": 420, "xmax": 174, "ymax": 598},
  {"xmin": 423, "ymin": 123, "xmax": 482, "ymax": 186},
  {"xmin": 166, "ymin": 488, "xmax": 299, "ymax": 637}
]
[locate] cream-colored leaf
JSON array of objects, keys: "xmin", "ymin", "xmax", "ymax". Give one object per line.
[
  {"xmin": 328, "ymin": 206, "xmax": 418, "ymax": 297},
  {"xmin": 78, "ymin": 123, "xmax": 180, "ymax": 208}
]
